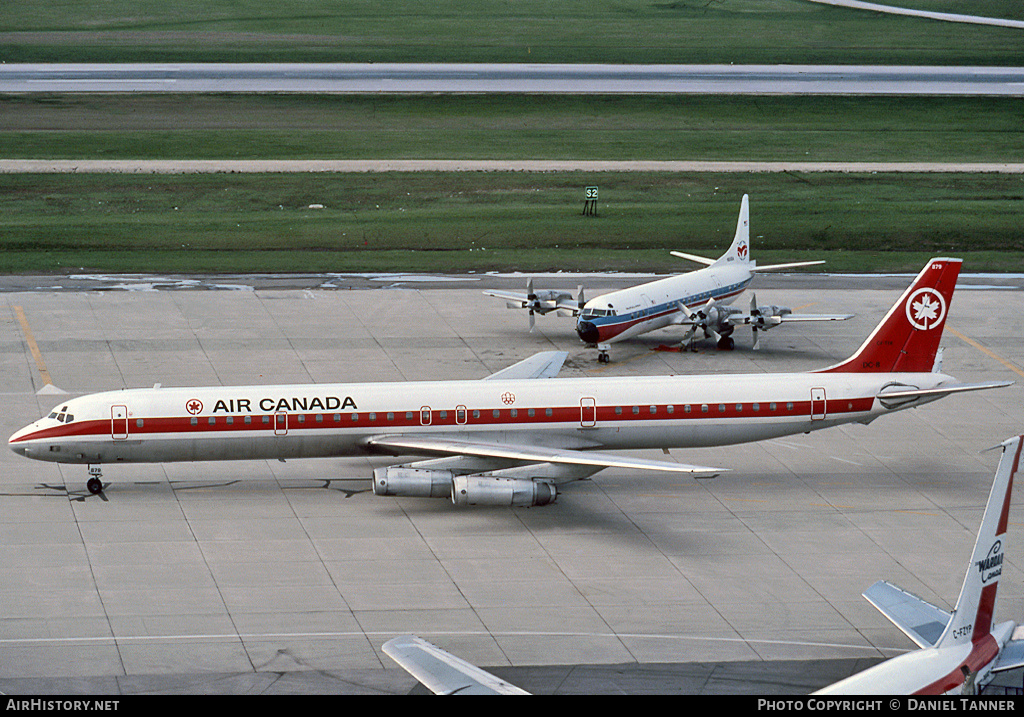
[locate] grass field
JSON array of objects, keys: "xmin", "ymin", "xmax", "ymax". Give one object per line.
[
  {"xmin": 2, "ymin": 171, "xmax": 1021, "ymax": 274},
  {"xmin": 2, "ymin": 2, "xmax": 1022, "ymax": 274},
  {"xmin": 1, "ymin": 0, "xmax": 1022, "ymax": 65},
  {"xmin": 2, "ymin": 94, "xmax": 1022, "ymax": 163}
]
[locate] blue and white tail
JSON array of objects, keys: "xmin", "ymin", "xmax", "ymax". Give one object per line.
[
  {"xmin": 711, "ymin": 194, "xmax": 751, "ymax": 268},
  {"xmin": 936, "ymin": 435, "xmax": 1022, "ymax": 651}
]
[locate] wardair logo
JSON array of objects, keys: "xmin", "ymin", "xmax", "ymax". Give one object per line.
[
  {"xmin": 193, "ymin": 396, "xmax": 358, "ymax": 414},
  {"xmin": 976, "ymin": 540, "xmax": 1003, "ymax": 584}
]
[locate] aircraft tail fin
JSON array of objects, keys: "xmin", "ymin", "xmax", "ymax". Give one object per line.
[
  {"xmin": 818, "ymin": 258, "xmax": 961, "ymax": 374},
  {"xmin": 934, "ymin": 435, "xmax": 1022, "ymax": 650},
  {"xmin": 711, "ymin": 194, "xmax": 751, "ymax": 268}
]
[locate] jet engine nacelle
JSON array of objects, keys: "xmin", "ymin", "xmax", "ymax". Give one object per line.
[
  {"xmin": 372, "ymin": 466, "xmax": 453, "ymax": 499},
  {"xmin": 451, "ymin": 476, "xmax": 557, "ymax": 507}
]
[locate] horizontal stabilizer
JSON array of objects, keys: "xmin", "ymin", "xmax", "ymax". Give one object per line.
[
  {"xmin": 877, "ymin": 381, "xmax": 1014, "ymax": 403},
  {"xmin": 992, "ymin": 639, "xmax": 1024, "ymax": 674},
  {"xmin": 483, "ymin": 351, "xmax": 567, "ymax": 380},
  {"xmin": 383, "ymin": 635, "xmax": 529, "ymax": 695},
  {"xmin": 862, "ymin": 580, "xmax": 951, "ymax": 649},
  {"xmin": 669, "ymin": 250, "xmax": 716, "ymax": 266},
  {"xmin": 753, "ymin": 260, "xmax": 826, "ymax": 272},
  {"xmin": 367, "ymin": 435, "xmax": 724, "ymax": 476}
]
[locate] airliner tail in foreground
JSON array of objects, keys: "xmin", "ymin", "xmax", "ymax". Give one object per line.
[{"xmin": 817, "ymin": 435, "xmax": 1024, "ymax": 695}]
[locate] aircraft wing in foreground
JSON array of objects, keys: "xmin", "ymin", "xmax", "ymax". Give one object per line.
[
  {"xmin": 816, "ymin": 435, "xmax": 1024, "ymax": 695},
  {"xmin": 383, "ymin": 635, "xmax": 529, "ymax": 695}
]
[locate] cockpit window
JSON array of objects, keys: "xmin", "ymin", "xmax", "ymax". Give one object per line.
[{"xmin": 48, "ymin": 406, "xmax": 74, "ymax": 423}]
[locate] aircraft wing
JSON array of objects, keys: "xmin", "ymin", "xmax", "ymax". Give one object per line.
[
  {"xmin": 383, "ymin": 635, "xmax": 530, "ymax": 695},
  {"xmin": 862, "ymin": 580, "xmax": 951, "ymax": 648},
  {"xmin": 482, "ymin": 290, "xmax": 580, "ymax": 314},
  {"xmin": 367, "ymin": 435, "xmax": 723, "ymax": 476},
  {"xmin": 483, "ymin": 289, "xmax": 531, "ymax": 306},
  {"xmin": 483, "ymin": 351, "xmax": 567, "ymax": 380},
  {"xmin": 768, "ymin": 313, "xmax": 853, "ymax": 322}
]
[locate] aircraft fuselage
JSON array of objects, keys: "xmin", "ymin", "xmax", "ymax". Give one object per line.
[
  {"xmin": 10, "ymin": 370, "xmax": 952, "ymax": 466},
  {"xmin": 576, "ymin": 264, "xmax": 751, "ymax": 345}
]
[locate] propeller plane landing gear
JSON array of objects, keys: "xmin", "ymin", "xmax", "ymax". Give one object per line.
[
  {"xmin": 597, "ymin": 344, "xmax": 611, "ymax": 363},
  {"xmin": 87, "ymin": 465, "xmax": 104, "ymax": 495}
]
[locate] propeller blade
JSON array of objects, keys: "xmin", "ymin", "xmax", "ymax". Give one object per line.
[
  {"xmin": 752, "ymin": 326, "xmax": 760, "ymax": 350},
  {"xmin": 529, "ymin": 310, "xmax": 535, "ymax": 332}
]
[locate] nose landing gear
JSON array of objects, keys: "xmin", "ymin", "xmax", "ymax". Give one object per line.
[{"xmin": 87, "ymin": 465, "xmax": 104, "ymax": 495}]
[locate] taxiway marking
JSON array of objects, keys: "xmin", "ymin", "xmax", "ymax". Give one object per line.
[
  {"xmin": 947, "ymin": 326, "xmax": 1024, "ymax": 379},
  {"xmin": 14, "ymin": 306, "xmax": 53, "ymax": 387}
]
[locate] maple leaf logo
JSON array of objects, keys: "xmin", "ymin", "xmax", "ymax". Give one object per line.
[
  {"xmin": 912, "ymin": 295, "xmax": 940, "ymax": 325},
  {"xmin": 186, "ymin": 399, "xmax": 203, "ymax": 415},
  {"xmin": 905, "ymin": 288, "xmax": 946, "ymax": 331}
]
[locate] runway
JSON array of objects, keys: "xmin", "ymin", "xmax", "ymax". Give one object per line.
[
  {"xmin": 3, "ymin": 63, "xmax": 1023, "ymax": 95},
  {"xmin": 3, "ymin": 159, "xmax": 1024, "ymax": 175},
  {"xmin": 0, "ymin": 273, "xmax": 1021, "ymax": 694}
]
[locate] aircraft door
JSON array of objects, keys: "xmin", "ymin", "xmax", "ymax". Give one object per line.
[
  {"xmin": 420, "ymin": 407, "xmax": 432, "ymax": 426},
  {"xmin": 274, "ymin": 411, "xmax": 288, "ymax": 435},
  {"xmin": 580, "ymin": 397, "xmax": 597, "ymax": 427},
  {"xmin": 111, "ymin": 405, "xmax": 128, "ymax": 440},
  {"xmin": 811, "ymin": 388, "xmax": 826, "ymax": 421}
]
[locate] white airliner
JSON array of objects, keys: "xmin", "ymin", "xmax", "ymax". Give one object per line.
[
  {"xmin": 8, "ymin": 257, "xmax": 1009, "ymax": 502},
  {"xmin": 817, "ymin": 434, "xmax": 1024, "ymax": 695},
  {"xmin": 385, "ymin": 437, "xmax": 1024, "ymax": 696},
  {"xmin": 484, "ymin": 195, "xmax": 852, "ymax": 362}
]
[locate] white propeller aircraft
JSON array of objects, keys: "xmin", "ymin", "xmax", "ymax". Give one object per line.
[
  {"xmin": 9, "ymin": 257, "xmax": 1009, "ymax": 503},
  {"xmin": 384, "ymin": 437, "xmax": 1024, "ymax": 696},
  {"xmin": 817, "ymin": 434, "xmax": 1024, "ymax": 695},
  {"xmin": 484, "ymin": 195, "xmax": 852, "ymax": 363}
]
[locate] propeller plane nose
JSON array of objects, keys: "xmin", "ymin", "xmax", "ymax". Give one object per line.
[{"xmin": 576, "ymin": 320, "xmax": 600, "ymax": 344}]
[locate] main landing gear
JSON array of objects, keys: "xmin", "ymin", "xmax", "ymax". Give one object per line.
[{"xmin": 87, "ymin": 465, "xmax": 104, "ymax": 495}]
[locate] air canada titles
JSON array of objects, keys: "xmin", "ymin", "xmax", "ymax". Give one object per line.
[{"xmin": 208, "ymin": 396, "xmax": 358, "ymax": 414}]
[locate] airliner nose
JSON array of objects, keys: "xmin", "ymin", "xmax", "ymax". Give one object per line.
[
  {"xmin": 576, "ymin": 320, "xmax": 599, "ymax": 345},
  {"xmin": 8, "ymin": 425, "xmax": 30, "ymax": 456}
]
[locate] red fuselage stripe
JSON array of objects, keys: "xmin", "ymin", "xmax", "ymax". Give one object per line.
[
  {"xmin": 13, "ymin": 396, "xmax": 877, "ymax": 443},
  {"xmin": 913, "ymin": 635, "xmax": 999, "ymax": 695},
  {"xmin": 591, "ymin": 286, "xmax": 748, "ymax": 342}
]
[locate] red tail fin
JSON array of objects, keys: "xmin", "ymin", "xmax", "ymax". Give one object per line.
[{"xmin": 819, "ymin": 258, "xmax": 961, "ymax": 374}]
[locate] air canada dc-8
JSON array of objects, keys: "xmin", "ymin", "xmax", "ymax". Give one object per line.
[
  {"xmin": 8, "ymin": 258, "xmax": 1010, "ymax": 504},
  {"xmin": 485, "ymin": 195, "xmax": 852, "ymax": 362}
]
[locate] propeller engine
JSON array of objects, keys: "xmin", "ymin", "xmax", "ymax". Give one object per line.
[
  {"xmin": 518, "ymin": 279, "xmax": 583, "ymax": 331},
  {"xmin": 744, "ymin": 293, "xmax": 790, "ymax": 349},
  {"xmin": 679, "ymin": 298, "xmax": 725, "ymax": 345}
]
